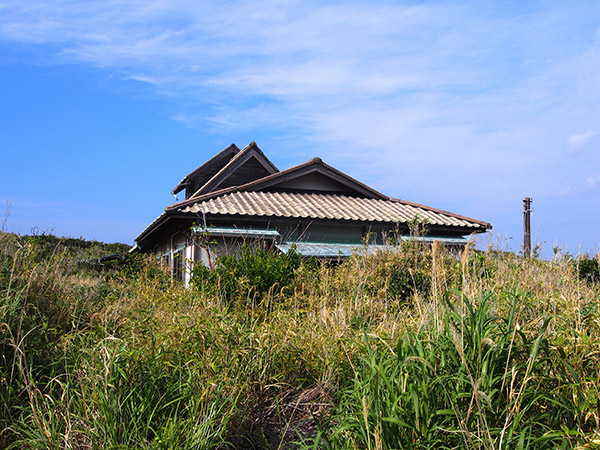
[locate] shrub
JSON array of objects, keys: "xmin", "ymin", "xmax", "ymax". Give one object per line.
[
  {"xmin": 387, "ymin": 267, "xmax": 431, "ymax": 302},
  {"xmin": 191, "ymin": 244, "xmax": 306, "ymax": 305},
  {"xmin": 577, "ymin": 255, "xmax": 599, "ymax": 284}
]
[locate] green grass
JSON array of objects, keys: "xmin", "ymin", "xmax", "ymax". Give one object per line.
[
  {"xmin": 308, "ymin": 291, "xmax": 589, "ymax": 449},
  {"xmin": 1, "ymin": 231, "xmax": 599, "ymax": 449}
]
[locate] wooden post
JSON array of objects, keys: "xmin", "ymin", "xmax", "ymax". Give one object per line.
[
  {"xmin": 170, "ymin": 234, "xmax": 175, "ymax": 275},
  {"xmin": 523, "ymin": 197, "xmax": 532, "ymax": 258}
]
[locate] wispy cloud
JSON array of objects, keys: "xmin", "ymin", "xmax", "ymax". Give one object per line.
[
  {"xmin": 549, "ymin": 171, "xmax": 600, "ymax": 198},
  {"xmin": 567, "ymin": 130, "xmax": 597, "ymax": 153},
  {"xmin": 1, "ymin": 4, "xmax": 598, "ymax": 144},
  {"xmin": 585, "ymin": 173, "xmax": 600, "ymax": 189}
]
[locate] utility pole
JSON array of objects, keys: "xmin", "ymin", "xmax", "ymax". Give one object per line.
[{"xmin": 523, "ymin": 197, "xmax": 532, "ymax": 258}]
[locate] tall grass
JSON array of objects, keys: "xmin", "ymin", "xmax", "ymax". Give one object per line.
[
  {"xmin": 1, "ymin": 231, "xmax": 599, "ymax": 448},
  {"xmin": 308, "ymin": 290, "xmax": 592, "ymax": 449},
  {"xmin": 0, "ymin": 234, "xmax": 235, "ymax": 449}
]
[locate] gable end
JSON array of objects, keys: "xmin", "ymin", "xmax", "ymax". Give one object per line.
[
  {"xmin": 172, "ymin": 143, "xmax": 240, "ymax": 199},
  {"xmin": 188, "ymin": 141, "xmax": 279, "ymax": 198}
]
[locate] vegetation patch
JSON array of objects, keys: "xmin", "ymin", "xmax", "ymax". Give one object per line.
[
  {"xmin": 1, "ymin": 231, "xmax": 599, "ymax": 449},
  {"xmin": 191, "ymin": 244, "xmax": 313, "ymax": 307}
]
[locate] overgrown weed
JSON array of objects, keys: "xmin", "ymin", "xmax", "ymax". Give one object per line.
[{"xmin": 1, "ymin": 232, "xmax": 599, "ymax": 448}]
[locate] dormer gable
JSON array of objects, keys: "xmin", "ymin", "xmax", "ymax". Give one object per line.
[
  {"xmin": 188, "ymin": 141, "xmax": 279, "ymax": 198},
  {"xmin": 274, "ymin": 171, "xmax": 359, "ymax": 194},
  {"xmin": 172, "ymin": 143, "xmax": 240, "ymax": 199},
  {"xmin": 238, "ymin": 157, "xmax": 388, "ymax": 199}
]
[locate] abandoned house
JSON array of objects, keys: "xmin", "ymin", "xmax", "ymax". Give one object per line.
[{"xmin": 134, "ymin": 142, "xmax": 492, "ymax": 283}]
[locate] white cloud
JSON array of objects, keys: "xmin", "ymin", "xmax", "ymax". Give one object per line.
[
  {"xmin": 170, "ymin": 113, "xmax": 197, "ymax": 128},
  {"xmin": 585, "ymin": 173, "xmax": 600, "ymax": 189},
  {"xmin": 549, "ymin": 171, "xmax": 600, "ymax": 198},
  {"xmin": 567, "ymin": 130, "xmax": 597, "ymax": 153}
]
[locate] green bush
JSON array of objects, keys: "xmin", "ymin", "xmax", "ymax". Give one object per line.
[
  {"xmin": 191, "ymin": 245, "xmax": 306, "ymax": 305},
  {"xmin": 388, "ymin": 267, "xmax": 431, "ymax": 302},
  {"xmin": 577, "ymin": 255, "xmax": 599, "ymax": 284}
]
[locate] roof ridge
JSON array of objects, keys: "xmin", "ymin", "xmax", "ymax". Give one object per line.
[
  {"xmin": 171, "ymin": 143, "xmax": 240, "ymax": 195},
  {"xmin": 222, "ymin": 156, "xmax": 389, "ymax": 200}
]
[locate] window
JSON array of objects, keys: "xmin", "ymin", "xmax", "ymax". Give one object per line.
[{"xmin": 172, "ymin": 248, "xmax": 185, "ymax": 281}]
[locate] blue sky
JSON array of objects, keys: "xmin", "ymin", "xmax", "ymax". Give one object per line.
[{"xmin": 0, "ymin": 1, "xmax": 599, "ymax": 256}]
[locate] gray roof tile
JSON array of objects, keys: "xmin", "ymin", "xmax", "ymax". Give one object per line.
[{"xmin": 180, "ymin": 191, "xmax": 486, "ymax": 229}]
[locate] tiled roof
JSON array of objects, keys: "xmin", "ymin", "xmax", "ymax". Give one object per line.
[{"xmin": 179, "ymin": 191, "xmax": 489, "ymax": 229}]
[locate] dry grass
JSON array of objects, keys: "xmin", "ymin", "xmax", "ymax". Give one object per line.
[{"xmin": 1, "ymin": 232, "xmax": 599, "ymax": 448}]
